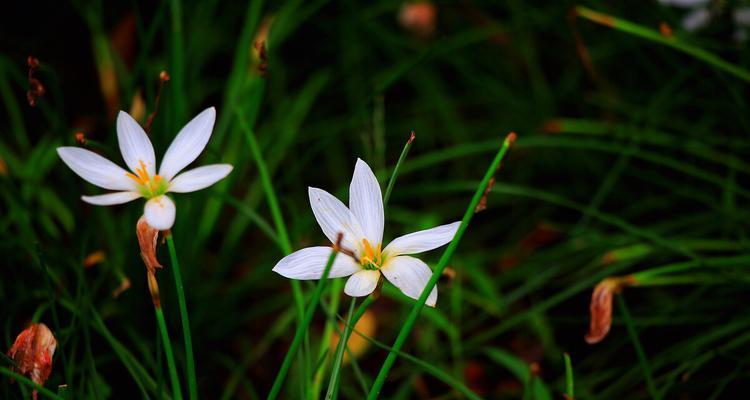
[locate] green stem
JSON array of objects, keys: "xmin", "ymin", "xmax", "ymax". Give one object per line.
[
  {"xmin": 383, "ymin": 131, "xmax": 415, "ymax": 209},
  {"xmin": 563, "ymin": 353, "xmax": 575, "ymax": 399},
  {"xmin": 268, "ymin": 247, "xmax": 340, "ymax": 400},
  {"xmin": 154, "ymin": 306, "xmax": 183, "ymax": 400},
  {"xmin": 166, "ymin": 235, "xmax": 197, "ymax": 400},
  {"xmin": 312, "ymin": 279, "xmax": 343, "ymax": 399},
  {"xmin": 325, "ymin": 298, "xmax": 357, "ymax": 399},
  {"xmin": 0, "ymin": 366, "xmax": 64, "ymax": 400},
  {"xmin": 575, "ymin": 6, "xmax": 750, "ymax": 83},
  {"xmin": 616, "ymin": 296, "xmax": 661, "ymax": 400},
  {"xmin": 236, "ymin": 108, "xmax": 305, "ymax": 314},
  {"xmin": 367, "ymin": 134, "xmax": 515, "ymax": 399}
]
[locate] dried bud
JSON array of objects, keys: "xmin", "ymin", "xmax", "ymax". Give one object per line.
[
  {"xmin": 112, "ymin": 277, "xmax": 132, "ymax": 298},
  {"xmin": 398, "ymin": 1, "xmax": 437, "ymax": 38},
  {"xmin": 585, "ymin": 275, "xmax": 636, "ymax": 344},
  {"xmin": 82, "ymin": 250, "xmax": 106, "ymax": 268},
  {"xmin": 26, "ymin": 56, "xmax": 45, "ymax": 107},
  {"xmin": 136, "ymin": 216, "xmax": 162, "ymax": 275},
  {"xmin": 74, "ymin": 132, "xmax": 87, "ymax": 145},
  {"xmin": 7, "ymin": 323, "xmax": 57, "ymax": 400},
  {"xmin": 147, "ymin": 271, "xmax": 161, "ymax": 308},
  {"xmin": 659, "ymin": 21, "xmax": 673, "ymax": 38}
]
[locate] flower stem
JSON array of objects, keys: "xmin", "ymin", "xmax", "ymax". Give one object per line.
[
  {"xmin": 325, "ymin": 298, "xmax": 357, "ymax": 399},
  {"xmin": 267, "ymin": 247, "xmax": 340, "ymax": 400},
  {"xmin": 367, "ymin": 133, "xmax": 516, "ymax": 399},
  {"xmin": 154, "ymin": 305, "xmax": 183, "ymax": 400},
  {"xmin": 235, "ymin": 108, "xmax": 306, "ymax": 317},
  {"xmin": 383, "ymin": 131, "xmax": 415, "ymax": 209},
  {"xmin": 166, "ymin": 234, "xmax": 197, "ymax": 400}
]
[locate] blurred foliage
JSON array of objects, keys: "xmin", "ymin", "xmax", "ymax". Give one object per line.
[{"xmin": 2, "ymin": 0, "xmax": 750, "ymax": 399}]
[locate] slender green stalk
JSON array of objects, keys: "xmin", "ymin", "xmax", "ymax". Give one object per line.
[
  {"xmin": 166, "ymin": 235, "xmax": 197, "ymax": 400},
  {"xmin": 0, "ymin": 367, "xmax": 64, "ymax": 400},
  {"xmin": 325, "ymin": 298, "xmax": 357, "ymax": 399},
  {"xmin": 575, "ymin": 6, "xmax": 750, "ymax": 83},
  {"xmin": 383, "ymin": 131, "xmax": 415, "ymax": 209},
  {"xmin": 617, "ymin": 296, "xmax": 661, "ymax": 400},
  {"xmin": 367, "ymin": 133, "xmax": 516, "ymax": 399},
  {"xmin": 563, "ymin": 353, "xmax": 575, "ymax": 399},
  {"xmin": 235, "ymin": 108, "xmax": 305, "ymax": 311},
  {"xmin": 154, "ymin": 306, "xmax": 183, "ymax": 400},
  {"xmin": 312, "ymin": 279, "xmax": 344, "ymax": 399},
  {"xmin": 267, "ymin": 247, "xmax": 340, "ymax": 400}
]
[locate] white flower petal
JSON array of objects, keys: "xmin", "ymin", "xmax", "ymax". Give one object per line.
[
  {"xmin": 272, "ymin": 246, "xmax": 361, "ymax": 280},
  {"xmin": 158, "ymin": 107, "xmax": 216, "ymax": 181},
  {"xmin": 57, "ymin": 147, "xmax": 136, "ymax": 191},
  {"xmin": 383, "ymin": 221, "xmax": 460, "ymax": 257},
  {"xmin": 81, "ymin": 191, "xmax": 142, "ymax": 205},
  {"xmin": 144, "ymin": 195, "xmax": 176, "ymax": 230},
  {"xmin": 309, "ymin": 187, "xmax": 365, "ymax": 254},
  {"xmin": 381, "ymin": 256, "xmax": 438, "ymax": 307},
  {"xmin": 168, "ymin": 164, "xmax": 233, "ymax": 193},
  {"xmin": 344, "ymin": 270, "xmax": 381, "ymax": 297},
  {"xmin": 349, "ymin": 158, "xmax": 384, "ymax": 246},
  {"xmin": 117, "ymin": 111, "xmax": 156, "ymax": 176}
]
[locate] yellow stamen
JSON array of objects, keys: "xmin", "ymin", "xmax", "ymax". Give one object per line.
[
  {"xmin": 360, "ymin": 239, "xmax": 383, "ymax": 268},
  {"xmin": 126, "ymin": 160, "xmax": 151, "ymax": 185}
]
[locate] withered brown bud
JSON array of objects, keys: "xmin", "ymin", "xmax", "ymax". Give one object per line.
[
  {"xmin": 136, "ymin": 216, "xmax": 162, "ymax": 275},
  {"xmin": 585, "ymin": 275, "xmax": 636, "ymax": 344},
  {"xmin": 7, "ymin": 323, "xmax": 57, "ymax": 400}
]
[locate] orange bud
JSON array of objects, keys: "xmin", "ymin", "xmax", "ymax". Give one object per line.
[
  {"xmin": 7, "ymin": 323, "xmax": 57, "ymax": 400},
  {"xmin": 398, "ymin": 1, "xmax": 437, "ymax": 38},
  {"xmin": 136, "ymin": 216, "xmax": 162, "ymax": 275},
  {"xmin": 585, "ymin": 275, "xmax": 636, "ymax": 344}
]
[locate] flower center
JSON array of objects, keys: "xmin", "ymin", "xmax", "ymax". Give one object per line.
[
  {"xmin": 126, "ymin": 160, "xmax": 168, "ymax": 198},
  {"xmin": 359, "ymin": 239, "xmax": 382, "ymax": 270}
]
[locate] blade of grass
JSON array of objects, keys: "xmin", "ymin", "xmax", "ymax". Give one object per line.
[
  {"xmin": 616, "ymin": 296, "xmax": 661, "ymax": 400},
  {"xmin": 574, "ymin": 6, "xmax": 750, "ymax": 83},
  {"xmin": 383, "ymin": 131, "xmax": 416, "ymax": 210},
  {"xmin": 166, "ymin": 234, "xmax": 197, "ymax": 400},
  {"xmin": 267, "ymin": 246, "xmax": 340, "ymax": 400},
  {"xmin": 367, "ymin": 133, "xmax": 516, "ymax": 399},
  {"xmin": 325, "ymin": 298, "xmax": 357, "ymax": 399},
  {"xmin": 564, "ymin": 353, "xmax": 575, "ymax": 399}
]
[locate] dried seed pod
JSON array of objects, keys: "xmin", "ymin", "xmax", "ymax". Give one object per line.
[{"xmin": 585, "ymin": 275, "xmax": 636, "ymax": 344}]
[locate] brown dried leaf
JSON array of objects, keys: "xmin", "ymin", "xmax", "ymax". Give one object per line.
[
  {"xmin": 136, "ymin": 216, "xmax": 162, "ymax": 274},
  {"xmin": 585, "ymin": 275, "xmax": 636, "ymax": 344}
]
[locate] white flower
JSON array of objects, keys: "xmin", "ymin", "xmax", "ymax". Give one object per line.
[
  {"xmin": 57, "ymin": 107, "xmax": 232, "ymax": 230},
  {"xmin": 272, "ymin": 158, "xmax": 459, "ymax": 307}
]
